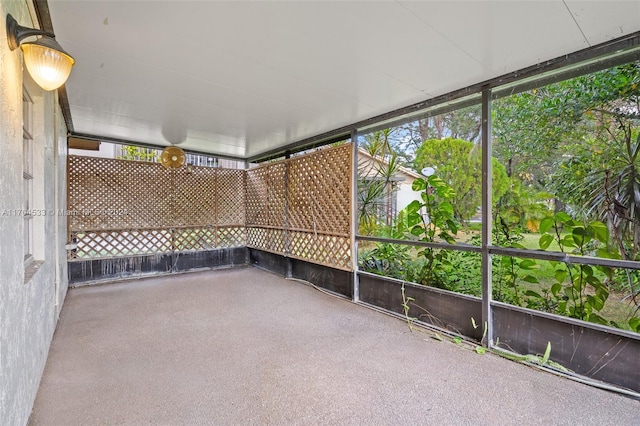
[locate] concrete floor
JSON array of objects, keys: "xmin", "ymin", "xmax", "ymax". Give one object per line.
[{"xmin": 31, "ymin": 267, "xmax": 639, "ymax": 425}]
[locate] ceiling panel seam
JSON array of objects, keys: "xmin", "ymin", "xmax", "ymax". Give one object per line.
[
  {"xmin": 562, "ymin": 0, "xmax": 590, "ymax": 47},
  {"xmin": 397, "ymin": 0, "xmax": 493, "ymax": 75}
]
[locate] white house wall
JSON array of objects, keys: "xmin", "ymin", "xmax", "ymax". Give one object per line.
[
  {"xmin": 396, "ymin": 183, "xmax": 422, "ymax": 213},
  {"xmin": 0, "ymin": 0, "xmax": 69, "ymax": 424}
]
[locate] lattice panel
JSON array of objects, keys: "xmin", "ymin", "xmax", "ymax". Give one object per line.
[
  {"xmin": 68, "ymin": 145, "xmax": 352, "ymax": 268},
  {"xmin": 247, "ymin": 227, "xmax": 286, "ymax": 254},
  {"xmin": 288, "ymin": 231, "xmax": 352, "ymax": 271},
  {"xmin": 217, "ymin": 226, "xmax": 246, "ymax": 247},
  {"xmin": 68, "ymin": 156, "xmax": 172, "ymax": 230},
  {"xmin": 172, "ymin": 226, "xmax": 217, "ymax": 252},
  {"xmin": 288, "ymin": 145, "xmax": 352, "ymax": 236},
  {"xmin": 245, "ymin": 166, "xmax": 267, "ymax": 226},
  {"xmin": 68, "ymin": 156, "xmax": 248, "ymax": 259},
  {"xmin": 217, "ymin": 169, "xmax": 245, "ymax": 226},
  {"xmin": 68, "ymin": 229, "xmax": 172, "ymax": 260},
  {"xmin": 246, "ymin": 162, "xmax": 286, "ymax": 228},
  {"xmin": 171, "ymin": 167, "xmax": 217, "ymax": 227}
]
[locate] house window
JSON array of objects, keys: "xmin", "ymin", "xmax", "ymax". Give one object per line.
[
  {"xmin": 375, "ymin": 181, "xmax": 398, "ymax": 227},
  {"xmin": 23, "ymin": 88, "xmax": 33, "ymax": 264}
]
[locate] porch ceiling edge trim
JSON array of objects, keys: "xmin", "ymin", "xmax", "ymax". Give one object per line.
[{"xmin": 34, "ymin": 0, "xmax": 75, "ymax": 133}]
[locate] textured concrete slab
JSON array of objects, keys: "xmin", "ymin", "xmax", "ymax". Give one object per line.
[{"xmin": 30, "ymin": 267, "xmax": 639, "ymax": 425}]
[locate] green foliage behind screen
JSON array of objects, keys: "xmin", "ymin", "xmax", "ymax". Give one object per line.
[{"xmin": 414, "ymin": 138, "xmax": 509, "ymax": 221}]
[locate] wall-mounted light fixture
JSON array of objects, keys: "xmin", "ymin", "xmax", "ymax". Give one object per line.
[{"xmin": 6, "ymin": 14, "xmax": 75, "ymax": 91}]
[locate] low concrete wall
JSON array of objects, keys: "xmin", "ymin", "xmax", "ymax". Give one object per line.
[
  {"xmin": 291, "ymin": 258, "xmax": 352, "ymax": 298},
  {"xmin": 248, "ymin": 248, "xmax": 289, "ymax": 277},
  {"xmin": 68, "ymin": 248, "xmax": 249, "ymax": 285},
  {"xmin": 358, "ymin": 272, "xmax": 483, "ymax": 340},
  {"xmin": 357, "ymin": 272, "xmax": 640, "ymax": 393},
  {"xmin": 492, "ymin": 302, "xmax": 640, "ymax": 393},
  {"xmin": 249, "ymin": 248, "xmax": 353, "ymax": 298}
]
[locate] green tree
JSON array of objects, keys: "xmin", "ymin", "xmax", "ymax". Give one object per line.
[
  {"xmin": 117, "ymin": 145, "xmax": 158, "ymax": 162},
  {"xmin": 493, "ymin": 60, "xmax": 640, "ymax": 311},
  {"xmin": 549, "ymin": 64, "xmax": 640, "ymax": 255},
  {"xmin": 495, "ymin": 178, "xmax": 553, "ymax": 232},
  {"xmin": 393, "ymin": 104, "xmax": 482, "ymax": 165},
  {"xmin": 493, "ymin": 61, "xmax": 640, "ymax": 191},
  {"xmin": 403, "ymin": 105, "xmax": 482, "ymax": 143},
  {"xmin": 414, "ymin": 138, "xmax": 509, "ymax": 221}
]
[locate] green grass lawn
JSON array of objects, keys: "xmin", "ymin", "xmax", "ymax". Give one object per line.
[{"xmin": 519, "ymin": 232, "xmax": 562, "ymax": 251}]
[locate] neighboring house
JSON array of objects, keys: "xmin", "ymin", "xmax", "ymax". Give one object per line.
[
  {"xmin": 69, "ymin": 139, "xmax": 118, "ymax": 159},
  {"xmin": 358, "ymin": 149, "xmax": 423, "ymax": 227}
]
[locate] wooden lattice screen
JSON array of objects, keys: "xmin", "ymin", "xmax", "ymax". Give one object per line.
[
  {"xmin": 67, "ymin": 156, "xmax": 245, "ymax": 260},
  {"xmin": 246, "ymin": 144, "xmax": 353, "ymax": 270},
  {"xmin": 68, "ymin": 143, "xmax": 352, "ymax": 271}
]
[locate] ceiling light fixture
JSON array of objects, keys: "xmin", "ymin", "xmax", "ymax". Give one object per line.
[
  {"xmin": 161, "ymin": 146, "xmax": 186, "ymax": 169},
  {"xmin": 6, "ymin": 14, "xmax": 75, "ymax": 91}
]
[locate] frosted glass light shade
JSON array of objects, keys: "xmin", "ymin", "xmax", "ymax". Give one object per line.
[{"xmin": 21, "ymin": 39, "xmax": 75, "ymax": 91}]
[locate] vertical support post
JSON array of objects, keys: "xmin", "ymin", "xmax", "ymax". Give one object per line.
[
  {"xmin": 170, "ymin": 170, "xmax": 177, "ymax": 261},
  {"xmin": 351, "ymin": 130, "xmax": 360, "ymax": 302},
  {"xmin": 286, "ymin": 258, "xmax": 293, "ymax": 279},
  {"xmin": 283, "ymin": 154, "xmax": 290, "ymax": 273},
  {"xmin": 481, "ymin": 87, "xmax": 493, "ymax": 346},
  {"xmin": 213, "ymin": 162, "xmax": 219, "ymax": 250},
  {"xmin": 243, "ymin": 163, "xmax": 249, "ymax": 250}
]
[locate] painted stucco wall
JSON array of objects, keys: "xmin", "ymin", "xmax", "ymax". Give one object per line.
[{"xmin": 0, "ymin": 0, "xmax": 69, "ymax": 424}]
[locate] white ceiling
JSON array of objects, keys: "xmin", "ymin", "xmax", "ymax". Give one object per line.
[{"xmin": 48, "ymin": 1, "xmax": 640, "ymax": 159}]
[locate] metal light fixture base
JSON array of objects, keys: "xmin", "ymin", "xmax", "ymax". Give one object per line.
[
  {"xmin": 6, "ymin": 14, "xmax": 54, "ymax": 51},
  {"xmin": 6, "ymin": 13, "xmax": 76, "ymax": 91}
]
